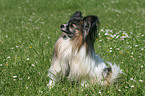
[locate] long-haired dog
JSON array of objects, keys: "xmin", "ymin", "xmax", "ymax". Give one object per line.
[{"xmin": 48, "ymin": 11, "xmax": 122, "ymax": 87}]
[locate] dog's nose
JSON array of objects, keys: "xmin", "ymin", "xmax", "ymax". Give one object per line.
[{"xmin": 60, "ymin": 24, "xmax": 64, "ymax": 28}]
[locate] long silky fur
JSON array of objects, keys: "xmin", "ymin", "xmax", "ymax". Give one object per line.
[
  {"xmin": 48, "ymin": 13, "xmax": 122, "ymax": 87},
  {"xmin": 48, "ymin": 35, "xmax": 122, "ymax": 87}
]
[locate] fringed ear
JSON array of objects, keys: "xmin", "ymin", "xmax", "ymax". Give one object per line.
[
  {"xmin": 83, "ymin": 15, "xmax": 100, "ymax": 44},
  {"xmin": 67, "ymin": 11, "xmax": 83, "ymax": 24},
  {"xmin": 72, "ymin": 11, "xmax": 82, "ymax": 18}
]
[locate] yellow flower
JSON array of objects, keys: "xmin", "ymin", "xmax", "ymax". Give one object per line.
[
  {"xmin": 107, "ymin": 49, "xmax": 109, "ymax": 52},
  {"xmin": 127, "ymin": 51, "xmax": 129, "ymax": 53},
  {"xmin": 29, "ymin": 46, "xmax": 32, "ymax": 48},
  {"xmin": 119, "ymin": 51, "xmax": 123, "ymax": 54},
  {"xmin": 7, "ymin": 63, "xmax": 8, "ymax": 65},
  {"xmin": 18, "ymin": 57, "xmax": 20, "ymax": 58},
  {"xmin": 107, "ymin": 91, "xmax": 109, "ymax": 93}
]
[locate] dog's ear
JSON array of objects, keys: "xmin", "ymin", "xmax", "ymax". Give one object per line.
[
  {"xmin": 83, "ymin": 15, "xmax": 100, "ymax": 43},
  {"xmin": 72, "ymin": 11, "xmax": 82, "ymax": 18}
]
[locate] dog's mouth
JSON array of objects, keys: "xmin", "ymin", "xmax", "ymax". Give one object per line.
[{"xmin": 60, "ymin": 24, "xmax": 74, "ymax": 38}]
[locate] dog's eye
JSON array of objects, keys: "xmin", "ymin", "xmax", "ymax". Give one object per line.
[
  {"xmin": 72, "ymin": 24, "xmax": 77, "ymax": 28},
  {"xmin": 70, "ymin": 23, "xmax": 78, "ymax": 29},
  {"xmin": 84, "ymin": 23, "xmax": 89, "ymax": 29}
]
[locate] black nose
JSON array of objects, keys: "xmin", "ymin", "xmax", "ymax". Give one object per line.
[{"xmin": 60, "ymin": 24, "xmax": 64, "ymax": 28}]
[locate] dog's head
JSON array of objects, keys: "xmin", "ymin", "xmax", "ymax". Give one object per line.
[
  {"xmin": 60, "ymin": 11, "xmax": 100, "ymax": 51},
  {"xmin": 61, "ymin": 11, "xmax": 83, "ymax": 38}
]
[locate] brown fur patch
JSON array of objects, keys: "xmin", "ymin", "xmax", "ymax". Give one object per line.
[{"xmin": 72, "ymin": 29, "xmax": 83, "ymax": 52}]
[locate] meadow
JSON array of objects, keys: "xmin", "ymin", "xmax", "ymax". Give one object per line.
[{"xmin": 0, "ymin": 0, "xmax": 145, "ymax": 95}]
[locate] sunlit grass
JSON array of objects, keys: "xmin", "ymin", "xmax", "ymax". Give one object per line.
[{"xmin": 0, "ymin": 0, "xmax": 145, "ymax": 95}]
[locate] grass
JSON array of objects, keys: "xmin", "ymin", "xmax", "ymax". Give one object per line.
[{"xmin": 0, "ymin": 0, "xmax": 145, "ymax": 95}]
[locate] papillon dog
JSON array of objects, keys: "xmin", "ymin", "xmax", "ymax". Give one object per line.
[{"xmin": 48, "ymin": 11, "xmax": 122, "ymax": 87}]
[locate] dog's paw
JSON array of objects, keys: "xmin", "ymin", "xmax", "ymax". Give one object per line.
[{"xmin": 47, "ymin": 80, "xmax": 55, "ymax": 90}]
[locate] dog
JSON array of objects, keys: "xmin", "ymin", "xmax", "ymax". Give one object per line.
[{"xmin": 48, "ymin": 11, "xmax": 122, "ymax": 87}]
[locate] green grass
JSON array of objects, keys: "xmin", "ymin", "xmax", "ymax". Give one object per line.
[{"xmin": 0, "ymin": 0, "xmax": 145, "ymax": 95}]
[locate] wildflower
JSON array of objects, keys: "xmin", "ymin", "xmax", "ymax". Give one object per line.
[
  {"xmin": 13, "ymin": 76, "xmax": 17, "ymax": 78},
  {"xmin": 107, "ymin": 91, "xmax": 109, "ymax": 93},
  {"xmin": 118, "ymin": 89, "xmax": 121, "ymax": 91},
  {"xmin": 116, "ymin": 35, "xmax": 119, "ymax": 39},
  {"xmin": 116, "ymin": 48, "xmax": 120, "ymax": 50},
  {"xmin": 125, "ymin": 86, "xmax": 129, "ymax": 88},
  {"xmin": 41, "ymin": 22, "xmax": 44, "ymax": 24},
  {"xmin": 99, "ymin": 90, "xmax": 101, "ymax": 94},
  {"xmin": 6, "ymin": 63, "xmax": 8, "ymax": 65},
  {"xmin": 35, "ymin": 60, "xmax": 38, "ymax": 64},
  {"xmin": 32, "ymin": 64, "xmax": 35, "ymax": 66},
  {"xmin": 131, "ymin": 85, "xmax": 134, "ymax": 88},
  {"xmin": 6, "ymin": 35, "xmax": 8, "ymax": 37},
  {"xmin": 99, "ymin": 40, "xmax": 102, "ymax": 42},
  {"xmin": 127, "ymin": 51, "xmax": 129, "ymax": 53},
  {"xmin": 105, "ymin": 33, "xmax": 108, "ymax": 35},
  {"xmin": 85, "ymin": 94, "xmax": 88, "ymax": 96},
  {"xmin": 141, "ymin": 65, "xmax": 143, "ymax": 68},
  {"xmin": 11, "ymin": 47, "xmax": 14, "ymax": 49},
  {"xmin": 100, "ymin": 29, "xmax": 104, "ymax": 32},
  {"xmin": 130, "ymin": 78, "xmax": 134, "ymax": 80},
  {"xmin": 18, "ymin": 57, "xmax": 20, "ymax": 58},
  {"xmin": 107, "ymin": 49, "xmax": 109, "ymax": 52},
  {"xmin": 130, "ymin": 32, "xmax": 133, "ymax": 34},
  {"xmin": 28, "ymin": 76, "xmax": 30, "ymax": 80},
  {"xmin": 7, "ymin": 56, "xmax": 10, "ymax": 58},
  {"xmin": 26, "ymin": 58, "xmax": 29, "ymax": 60},
  {"xmin": 139, "ymin": 80, "xmax": 143, "ymax": 82},
  {"xmin": 21, "ymin": 20, "xmax": 23, "ymax": 24},
  {"xmin": 16, "ymin": 45, "xmax": 19, "ymax": 48},
  {"xmin": 29, "ymin": 46, "xmax": 32, "ymax": 48},
  {"xmin": 0, "ymin": 64, "xmax": 2, "ymax": 66},
  {"xmin": 26, "ymin": 87, "xmax": 28, "ymax": 89}
]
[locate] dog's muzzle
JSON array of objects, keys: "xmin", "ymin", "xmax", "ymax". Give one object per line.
[{"xmin": 60, "ymin": 24, "xmax": 74, "ymax": 38}]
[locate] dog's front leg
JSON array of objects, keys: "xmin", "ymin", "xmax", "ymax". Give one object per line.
[
  {"xmin": 47, "ymin": 61, "xmax": 62, "ymax": 89},
  {"xmin": 48, "ymin": 58, "xmax": 69, "ymax": 89}
]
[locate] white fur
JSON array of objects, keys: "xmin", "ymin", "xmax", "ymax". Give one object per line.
[{"xmin": 48, "ymin": 37, "xmax": 122, "ymax": 87}]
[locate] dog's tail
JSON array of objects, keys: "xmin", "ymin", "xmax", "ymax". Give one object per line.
[{"xmin": 107, "ymin": 62, "xmax": 123, "ymax": 83}]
